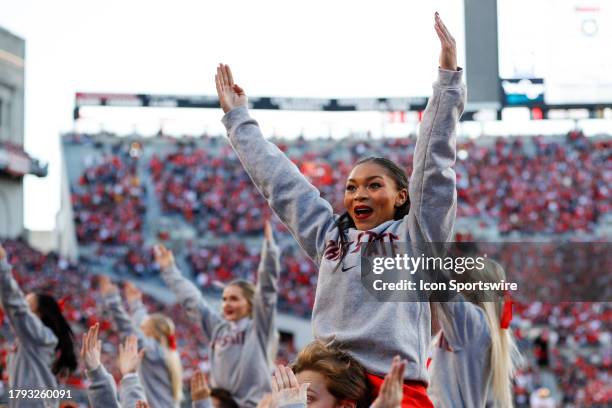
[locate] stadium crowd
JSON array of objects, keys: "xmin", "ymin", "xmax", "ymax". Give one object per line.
[
  {"xmin": 71, "ymin": 145, "xmax": 146, "ymax": 247},
  {"xmin": 1, "ymin": 238, "xmax": 609, "ymax": 406},
  {"xmin": 187, "ymin": 241, "xmax": 317, "ymax": 318},
  {"xmin": 511, "ymin": 302, "xmax": 611, "ymax": 407},
  {"xmin": 0, "ymin": 239, "xmax": 297, "ymax": 404},
  {"xmin": 4, "ymin": 17, "xmax": 612, "ymax": 406},
  {"xmin": 143, "ymin": 130, "xmax": 610, "ymax": 236},
  {"xmin": 68, "ymin": 132, "xmax": 611, "ymax": 269},
  {"xmin": 456, "ymin": 131, "xmax": 610, "ymax": 234},
  {"xmin": 65, "ymin": 130, "xmax": 611, "ymax": 316},
  {"xmin": 1, "ymin": 129, "xmax": 605, "ymax": 406},
  {"xmin": 0, "ymin": 239, "xmax": 209, "ymax": 378},
  {"xmin": 149, "ymin": 142, "xmax": 268, "ymax": 235}
]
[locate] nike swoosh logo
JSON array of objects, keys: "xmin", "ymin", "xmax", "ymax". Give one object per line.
[{"xmin": 341, "ymin": 265, "xmax": 357, "ymax": 272}]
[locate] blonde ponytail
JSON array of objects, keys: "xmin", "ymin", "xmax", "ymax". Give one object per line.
[
  {"xmin": 455, "ymin": 259, "xmax": 523, "ymax": 408},
  {"xmin": 481, "ymin": 301, "xmax": 520, "ymax": 408},
  {"xmin": 165, "ymin": 349, "xmax": 184, "ymax": 402},
  {"xmin": 148, "ymin": 313, "xmax": 184, "ymax": 402}
]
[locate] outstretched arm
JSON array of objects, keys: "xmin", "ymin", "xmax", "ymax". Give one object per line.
[
  {"xmin": 99, "ymin": 276, "xmax": 138, "ymax": 340},
  {"xmin": 100, "ymin": 276, "xmax": 161, "ymax": 356},
  {"xmin": 118, "ymin": 335, "xmax": 147, "ymax": 408},
  {"xmin": 0, "ymin": 245, "xmax": 58, "ymax": 349},
  {"xmin": 216, "ymin": 64, "xmax": 336, "ymax": 264},
  {"xmin": 252, "ymin": 221, "xmax": 281, "ymax": 346},
  {"xmin": 86, "ymin": 365, "xmax": 120, "ymax": 408},
  {"xmin": 124, "ymin": 282, "xmax": 149, "ymax": 329},
  {"xmin": 81, "ymin": 323, "xmax": 120, "ymax": 408},
  {"xmin": 407, "ymin": 13, "xmax": 466, "ymax": 245},
  {"xmin": 434, "ymin": 299, "xmax": 489, "ymax": 350},
  {"xmin": 155, "ymin": 244, "xmax": 225, "ymax": 341}
]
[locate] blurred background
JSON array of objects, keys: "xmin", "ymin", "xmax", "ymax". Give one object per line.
[{"xmin": 0, "ymin": 0, "xmax": 610, "ymax": 406}]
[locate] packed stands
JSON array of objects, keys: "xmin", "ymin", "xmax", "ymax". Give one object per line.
[{"xmin": 55, "ymin": 129, "xmax": 612, "ymax": 405}]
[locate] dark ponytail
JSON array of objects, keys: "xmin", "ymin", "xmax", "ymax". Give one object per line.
[
  {"xmin": 35, "ymin": 293, "xmax": 78, "ymax": 376},
  {"xmin": 334, "ymin": 157, "xmax": 410, "ymax": 269}
]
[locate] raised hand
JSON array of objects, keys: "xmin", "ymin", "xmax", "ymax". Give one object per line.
[
  {"xmin": 371, "ymin": 356, "xmax": 406, "ymax": 408},
  {"xmin": 434, "ymin": 12, "xmax": 457, "ymax": 71},
  {"xmin": 136, "ymin": 401, "xmax": 149, "ymax": 408},
  {"xmin": 98, "ymin": 275, "xmax": 118, "ymax": 296},
  {"xmin": 118, "ymin": 334, "xmax": 144, "ymax": 376},
  {"xmin": 124, "ymin": 281, "xmax": 142, "ymax": 303},
  {"xmin": 271, "ymin": 365, "xmax": 309, "ymax": 407},
  {"xmin": 191, "ymin": 370, "xmax": 211, "ymax": 401},
  {"xmin": 153, "ymin": 244, "xmax": 175, "ymax": 270},
  {"xmin": 215, "ymin": 63, "xmax": 247, "ymax": 114},
  {"xmin": 80, "ymin": 323, "xmax": 102, "ymax": 371},
  {"xmin": 0, "ymin": 244, "xmax": 6, "ymax": 261}
]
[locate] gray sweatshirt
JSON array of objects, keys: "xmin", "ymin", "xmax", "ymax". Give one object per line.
[
  {"xmin": 161, "ymin": 235, "xmax": 280, "ymax": 408},
  {"xmin": 103, "ymin": 292, "xmax": 178, "ymax": 408},
  {"xmin": 0, "ymin": 259, "xmax": 59, "ymax": 408},
  {"xmin": 221, "ymin": 68, "xmax": 465, "ymax": 384},
  {"xmin": 86, "ymin": 365, "xmax": 147, "ymax": 408},
  {"xmin": 193, "ymin": 398, "xmax": 212, "ymax": 408},
  {"xmin": 86, "ymin": 365, "xmax": 119, "ymax": 408},
  {"xmin": 119, "ymin": 373, "xmax": 147, "ymax": 408},
  {"xmin": 428, "ymin": 301, "xmax": 492, "ymax": 408}
]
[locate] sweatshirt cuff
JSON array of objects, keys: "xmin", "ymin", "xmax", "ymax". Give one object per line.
[
  {"xmin": 128, "ymin": 298, "xmax": 145, "ymax": 313},
  {"xmin": 120, "ymin": 373, "xmax": 141, "ymax": 389},
  {"xmin": 0, "ymin": 259, "xmax": 11, "ymax": 272},
  {"xmin": 86, "ymin": 365, "xmax": 107, "ymax": 381},
  {"xmin": 102, "ymin": 291, "xmax": 121, "ymax": 305},
  {"xmin": 221, "ymin": 106, "xmax": 251, "ymax": 132},
  {"xmin": 161, "ymin": 262, "xmax": 181, "ymax": 277},
  {"xmin": 121, "ymin": 372, "xmax": 138, "ymax": 380},
  {"xmin": 192, "ymin": 398, "xmax": 213, "ymax": 408},
  {"xmin": 435, "ymin": 67, "xmax": 463, "ymax": 88}
]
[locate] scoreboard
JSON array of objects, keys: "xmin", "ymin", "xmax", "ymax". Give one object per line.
[{"xmin": 498, "ymin": 0, "xmax": 612, "ymax": 106}]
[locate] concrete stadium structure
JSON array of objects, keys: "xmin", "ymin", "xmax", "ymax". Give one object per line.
[{"xmin": 0, "ymin": 26, "xmax": 26, "ymax": 238}]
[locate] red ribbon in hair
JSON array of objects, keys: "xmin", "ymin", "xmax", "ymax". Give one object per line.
[
  {"xmin": 500, "ymin": 292, "xmax": 513, "ymax": 329},
  {"xmin": 167, "ymin": 334, "xmax": 177, "ymax": 350},
  {"xmin": 58, "ymin": 296, "xmax": 68, "ymax": 313}
]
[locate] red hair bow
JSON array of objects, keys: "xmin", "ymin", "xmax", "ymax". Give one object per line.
[
  {"xmin": 167, "ymin": 334, "xmax": 177, "ymax": 350},
  {"xmin": 500, "ymin": 292, "xmax": 513, "ymax": 329},
  {"xmin": 58, "ymin": 296, "xmax": 68, "ymax": 313}
]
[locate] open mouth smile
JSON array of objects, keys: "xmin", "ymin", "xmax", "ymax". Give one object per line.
[{"xmin": 353, "ymin": 205, "xmax": 374, "ymax": 220}]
